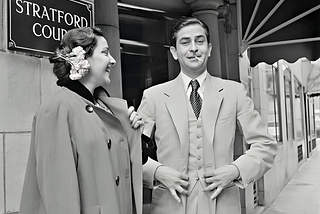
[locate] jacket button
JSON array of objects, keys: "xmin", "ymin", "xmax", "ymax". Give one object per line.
[
  {"xmin": 107, "ymin": 139, "xmax": 111, "ymax": 149},
  {"xmin": 115, "ymin": 176, "xmax": 120, "ymax": 186},
  {"xmin": 85, "ymin": 105, "xmax": 93, "ymax": 113}
]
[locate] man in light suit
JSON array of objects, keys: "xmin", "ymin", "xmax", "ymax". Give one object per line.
[{"xmin": 138, "ymin": 17, "xmax": 277, "ymax": 214}]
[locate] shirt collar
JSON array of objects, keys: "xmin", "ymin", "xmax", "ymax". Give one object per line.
[{"xmin": 180, "ymin": 70, "xmax": 208, "ymax": 93}]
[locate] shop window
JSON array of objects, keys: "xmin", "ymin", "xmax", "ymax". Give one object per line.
[
  {"xmin": 266, "ymin": 65, "xmax": 281, "ymax": 142},
  {"xmin": 118, "ymin": 7, "xmax": 178, "ymax": 108},
  {"xmin": 309, "ymin": 98, "xmax": 315, "ymax": 137},
  {"xmin": 294, "ymin": 78, "xmax": 304, "ymax": 141},
  {"xmin": 284, "ymin": 68, "xmax": 294, "ymax": 141}
]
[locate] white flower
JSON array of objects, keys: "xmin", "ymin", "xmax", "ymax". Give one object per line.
[
  {"xmin": 71, "ymin": 46, "xmax": 86, "ymax": 57},
  {"xmin": 69, "ymin": 72, "xmax": 83, "ymax": 80},
  {"xmin": 55, "ymin": 46, "xmax": 91, "ymax": 80},
  {"xmin": 65, "ymin": 46, "xmax": 90, "ymax": 80}
]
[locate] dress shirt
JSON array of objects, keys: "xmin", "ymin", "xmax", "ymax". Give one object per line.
[{"xmin": 180, "ymin": 70, "xmax": 208, "ymax": 99}]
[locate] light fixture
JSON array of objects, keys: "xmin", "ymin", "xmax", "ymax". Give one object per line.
[
  {"xmin": 120, "ymin": 39, "xmax": 149, "ymax": 47},
  {"xmin": 117, "ymin": 2, "xmax": 165, "ymax": 13}
]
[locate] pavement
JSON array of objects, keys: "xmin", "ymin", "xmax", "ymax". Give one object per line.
[{"xmin": 263, "ymin": 141, "xmax": 320, "ymax": 214}]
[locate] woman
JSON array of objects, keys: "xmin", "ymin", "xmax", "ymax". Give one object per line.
[{"xmin": 19, "ymin": 27, "xmax": 143, "ymax": 214}]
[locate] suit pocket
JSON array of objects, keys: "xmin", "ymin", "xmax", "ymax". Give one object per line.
[
  {"xmin": 151, "ymin": 186, "xmax": 182, "ymax": 214},
  {"xmin": 151, "ymin": 186, "xmax": 168, "ymax": 210},
  {"xmin": 152, "ymin": 185, "xmax": 166, "ymax": 203},
  {"xmin": 82, "ymin": 205, "xmax": 101, "ymax": 214}
]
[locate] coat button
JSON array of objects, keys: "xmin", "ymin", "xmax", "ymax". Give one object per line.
[
  {"xmin": 107, "ymin": 139, "xmax": 111, "ymax": 149},
  {"xmin": 85, "ymin": 105, "xmax": 93, "ymax": 113},
  {"xmin": 115, "ymin": 176, "xmax": 120, "ymax": 186}
]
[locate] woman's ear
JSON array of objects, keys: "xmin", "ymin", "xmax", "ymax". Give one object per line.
[{"xmin": 170, "ymin": 46, "xmax": 178, "ymax": 60}]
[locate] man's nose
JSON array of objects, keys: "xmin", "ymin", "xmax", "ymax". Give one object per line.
[{"xmin": 189, "ymin": 41, "xmax": 198, "ymax": 52}]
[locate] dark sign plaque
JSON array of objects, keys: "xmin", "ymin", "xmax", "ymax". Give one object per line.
[{"xmin": 8, "ymin": 0, "xmax": 94, "ymax": 55}]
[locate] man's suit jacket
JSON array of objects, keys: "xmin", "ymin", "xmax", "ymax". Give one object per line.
[{"xmin": 138, "ymin": 73, "xmax": 277, "ymax": 214}]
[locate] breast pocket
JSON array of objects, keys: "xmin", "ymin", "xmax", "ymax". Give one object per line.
[
  {"xmin": 82, "ymin": 205, "xmax": 101, "ymax": 214},
  {"xmin": 216, "ymin": 112, "xmax": 236, "ymax": 125}
]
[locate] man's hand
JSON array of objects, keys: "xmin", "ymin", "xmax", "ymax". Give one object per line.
[
  {"xmin": 128, "ymin": 106, "xmax": 144, "ymax": 130},
  {"xmin": 203, "ymin": 165, "xmax": 240, "ymax": 200},
  {"xmin": 154, "ymin": 165, "xmax": 189, "ymax": 203}
]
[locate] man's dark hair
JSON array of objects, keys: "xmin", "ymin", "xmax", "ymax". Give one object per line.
[{"xmin": 170, "ymin": 17, "xmax": 210, "ymax": 47}]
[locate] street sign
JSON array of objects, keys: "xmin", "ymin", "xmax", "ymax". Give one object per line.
[{"xmin": 8, "ymin": 0, "xmax": 94, "ymax": 55}]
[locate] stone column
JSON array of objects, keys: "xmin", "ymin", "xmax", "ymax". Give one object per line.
[
  {"xmin": 95, "ymin": 0, "xmax": 122, "ymax": 98},
  {"xmin": 185, "ymin": 0, "xmax": 223, "ymax": 77}
]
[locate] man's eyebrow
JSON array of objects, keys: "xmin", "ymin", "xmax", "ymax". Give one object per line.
[
  {"xmin": 179, "ymin": 35, "xmax": 205, "ymax": 41},
  {"xmin": 195, "ymin": 35, "xmax": 205, "ymax": 39},
  {"xmin": 179, "ymin": 37, "xmax": 190, "ymax": 41}
]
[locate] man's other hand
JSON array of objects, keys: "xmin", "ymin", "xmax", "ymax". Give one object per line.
[
  {"xmin": 203, "ymin": 164, "xmax": 240, "ymax": 200},
  {"xmin": 154, "ymin": 165, "xmax": 189, "ymax": 203}
]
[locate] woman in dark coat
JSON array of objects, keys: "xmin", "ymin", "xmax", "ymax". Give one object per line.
[{"xmin": 19, "ymin": 27, "xmax": 143, "ymax": 214}]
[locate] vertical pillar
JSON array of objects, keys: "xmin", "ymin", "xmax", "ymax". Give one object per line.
[
  {"xmin": 95, "ymin": 0, "xmax": 122, "ymax": 98},
  {"xmin": 185, "ymin": 0, "xmax": 223, "ymax": 77}
]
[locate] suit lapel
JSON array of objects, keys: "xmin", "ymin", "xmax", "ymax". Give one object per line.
[
  {"xmin": 202, "ymin": 76, "xmax": 224, "ymax": 146},
  {"xmin": 201, "ymin": 75, "xmax": 224, "ymax": 170},
  {"xmin": 164, "ymin": 75, "xmax": 189, "ymax": 147}
]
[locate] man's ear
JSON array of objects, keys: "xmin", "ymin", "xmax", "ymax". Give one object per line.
[
  {"xmin": 208, "ymin": 43, "xmax": 212, "ymax": 57},
  {"xmin": 170, "ymin": 46, "xmax": 178, "ymax": 60}
]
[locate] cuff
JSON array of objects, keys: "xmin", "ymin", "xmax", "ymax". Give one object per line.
[
  {"xmin": 230, "ymin": 163, "xmax": 241, "ymax": 180},
  {"xmin": 143, "ymin": 157, "xmax": 163, "ymax": 189},
  {"xmin": 230, "ymin": 162, "xmax": 246, "ymax": 189}
]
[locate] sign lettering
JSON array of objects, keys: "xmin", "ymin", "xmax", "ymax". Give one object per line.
[{"xmin": 9, "ymin": 0, "xmax": 94, "ymax": 55}]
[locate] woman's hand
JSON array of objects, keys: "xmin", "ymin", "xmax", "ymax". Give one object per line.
[{"xmin": 128, "ymin": 106, "xmax": 144, "ymax": 130}]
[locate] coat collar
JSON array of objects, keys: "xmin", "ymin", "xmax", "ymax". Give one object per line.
[{"xmin": 64, "ymin": 80, "xmax": 95, "ymax": 104}]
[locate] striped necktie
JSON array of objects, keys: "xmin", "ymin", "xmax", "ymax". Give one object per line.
[{"xmin": 189, "ymin": 80, "xmax": 202, "ymax": 119}]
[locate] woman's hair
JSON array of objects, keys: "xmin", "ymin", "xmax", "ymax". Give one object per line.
[
  {"xmin": 170, "ymin": 17, "xmax": 210, "ymax": 47},
  {"xmin": 49, "ymin": 27, "xmax": 104, "ymax": 86}
]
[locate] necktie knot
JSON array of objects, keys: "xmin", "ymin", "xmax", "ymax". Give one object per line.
[{"xmin": 190, "ymin": 80, "xmax": 200, "ymax": 91}]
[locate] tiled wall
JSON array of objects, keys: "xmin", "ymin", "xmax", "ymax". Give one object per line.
[{"xmin": 0, "ymin": 52, "xmax": 58, "ymax": 213}]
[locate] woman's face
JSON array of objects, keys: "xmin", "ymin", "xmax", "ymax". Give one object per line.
[{"xmin": 85, "ymin": 36, "xmax": 116, "ymax": 86}]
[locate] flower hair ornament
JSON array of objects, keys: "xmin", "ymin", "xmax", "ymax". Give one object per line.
[{"xmin": 54, "ymin": 46, "xmax": 91, "ymax": 80}]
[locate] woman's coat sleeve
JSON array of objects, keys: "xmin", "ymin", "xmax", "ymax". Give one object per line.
[{"xmin": 20, "ymin": 101, "xmax": 80, "ymax": 214}]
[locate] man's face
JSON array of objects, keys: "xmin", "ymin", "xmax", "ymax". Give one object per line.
[{"xmin": 170, "ymin": 24, "xmax": 212, "ymax": 78}]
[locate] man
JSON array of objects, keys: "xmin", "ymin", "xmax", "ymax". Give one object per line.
[{"xmin": 138, "ymin": 17, "xmax": 277, "ymax": 214}]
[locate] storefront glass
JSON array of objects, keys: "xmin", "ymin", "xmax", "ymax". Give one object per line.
[
  {"xmin": 118, "ymin": 7, "xmax": 178, "ymax": 108},
  {"xmin": 266, "ymin": 65, "xmax": 281, "ymax": 142},
  {"xmin": 294, "ymin": 78, "xmax": 304, "ymax": 141},
  {"xmin": 284, "ymin": 68, "xmax": 294, "ymax": 141}
]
